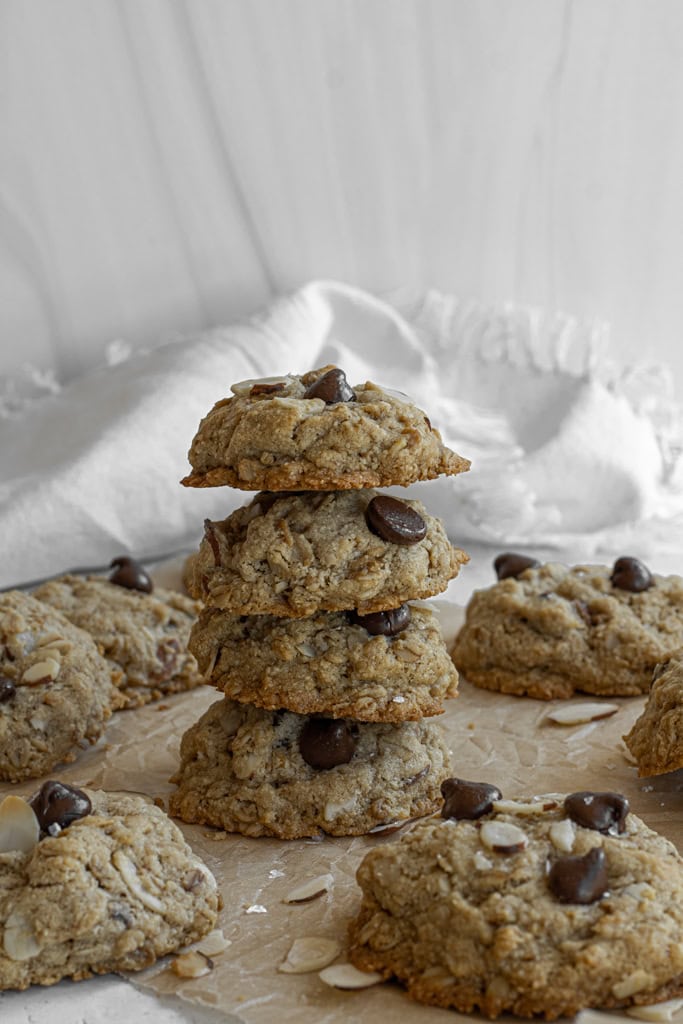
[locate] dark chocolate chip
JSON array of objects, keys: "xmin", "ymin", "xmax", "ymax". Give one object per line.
[
  {"xmin": 250, "ymin": 382, "xmax": 286, "ymax": 396},
  {"xmin": 547, "ymin": 846, "xmax": 608, "ymax": 904},
  {"xmin": 0, "ymin": 677, "xmax": 16, "ymax": 703},
  {"xmin": 494, "ymin": 553, "xmax": 540, "ymax": 580},
  {"xmin": 30, "ymin": 780, "xmax": 92, "ymax": 833},
  {"xmin": 299, "ymin": 718, "xmax": 358, "ymax": 770},
  {"xmin": 303, "ymin": 367, "xmax": 356, "ymax": 404},
  {"xmin": 365, "ymin": 496, "xmax": 427, "ymax": 546},
  {"xmin": 441, "ymin": 778, "xmax": 502, "ymax": 820},
  {"xmin": 349, "ymin": 604, "xmax": 412, "ymax": 636},
  {"xmin": 610, "ymin": 556, "xmax": 653, "ymax": 593},
  {"xmin": 108, "ymin": 556, "xmax": 153, "ymax": 594},
  {"xmin": 574, "ymin": 599, "xmax": 594, "ymax": 626},
  {"xmin": 564, "ymin": 791, "xmax": 630, "ymax": 833}
]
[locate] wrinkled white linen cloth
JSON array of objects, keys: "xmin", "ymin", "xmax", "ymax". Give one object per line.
[{"xmin": 1, "ymin": 280, "xmax": 682, "ymax": 589}]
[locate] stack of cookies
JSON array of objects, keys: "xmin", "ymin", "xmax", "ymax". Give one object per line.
[{"xmin": 170, "ymin": 365, "xmax": 470, "ymax": 839}]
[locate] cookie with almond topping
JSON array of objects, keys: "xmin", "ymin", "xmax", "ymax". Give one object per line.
[
  {"xmin": 182, "ymin": 365, "xmax": 470, "ymax": 491},
  {"xmin": 0, "ymin": 591, "xmax": 116, "ymax": 782},
  {"xmin": 348, "ymin": 782, "xmax": 683, "ymax": 1018},
  {"xmin": 0, "ymin": 786, "xmax": 218, "ymax": 990},
  {"xmin": 452, "ymin": 558, "xmax": 683, "ymax": 698},
  {"xmin": 34, "ymin": 572, "xmax": 204, "ymax": 708}
]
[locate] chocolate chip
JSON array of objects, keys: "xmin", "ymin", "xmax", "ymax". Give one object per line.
[
  {"xmin": 0, "ymin": 677, "xmax": 16, "ymax": 703},
  {"xmin": 547, "ymin": 846, "xmax": 608, "ymax": 904},
  {"xmin": 365, "ymin": 496, "xmax": 427, "ymax": 546},
  {"xmin": 574, "ymin": 599, "xmax": 594, "ymax": 626},
  {"xmin": 299, "ymin": 718, "xmax": 358, "ymax": 770},
  {"xmin": 30, "ymin": 780, "xmax": 92, "ymax": 833},
  {"xmin": 349, "ymin": 604, "xmax": 412, "ymax": 636},
  {"xmin": 494, "ymin": 553, "xmax": 540, "ymax": 580},
  {"xmin": 250, "ymin": 382, "xmax": 286, "ymax": 396},
  {"xmin": 440, "ymin": 778, "xmax": 502, "ymax": 820},
  {"xmin": 610, "ymin": 556, "xmax": 653, "ymax": 593},
  {"xmin": 564, "ymin": 791, "xmax": 629, "ymax": 833},
  {"xmin": 108, "ymin": 556, "xmax": 153, "ymax": 593},
  {"xmin": 303, "ymin": 367, "xmax": 356, "ymax": 404}
]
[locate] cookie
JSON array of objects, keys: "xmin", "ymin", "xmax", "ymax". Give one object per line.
[
  {"xmin": 188, "ymin": 489, "xmax": 467, "ymax": 617},
  {"xmin": 34, "ymin": 573, "xmax": 204, "ymax": 708},
  {"xmin": 451, "ymin": 557, "xmax": 683, "ymax": 699},
  {"xmin": 189, "ymin": 603, "xmax": 458, "ymax": 722},
  {"xmin": 624, "ymin": 655, "xmax": 683, "ymax": 776},
  {"xmin": 169, "ymin": 697, "xmax": 451, "ymax": 839},
  {"xmin": 348, "ymin": 780, "xmax": 683, "ymax": 1018},
  {"xmin": 182, "ymin": 365, "xmax": 470, "ymax": 491},
  {"xmin": 0, "ymin": 783, "xmax": 218, "ymax": 990},
  {"xmin": 0, "ymin": 591, "xmax": 115, "ymax": 782}
]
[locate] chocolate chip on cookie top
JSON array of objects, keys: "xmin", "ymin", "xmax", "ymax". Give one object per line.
[
  {"xmin": 547, "ymin": 847, "xmax": 609, "ymax": 904},
  {"xmin": 365, "ymin": 496, "xmax": 427, "ymax": 546},
  {"xmin": 303, "ymin": 366, "xmax": 356, "ymax": 404},
  {"xmin": 610, "ymin": 556, "xmax": 654, "ymax": 593},
  {"xmin": 440, "ymin": 777, "xmax": 503, "ymax": 820},
  {"xmin": 494, "ymin": 552, "xmax": 541, "ymax": 580},
  {"xmin": 109, "ymin": 555, "xmax": 153, "ymax": 593},
  {"xmin": 564, "ymin": 791, "xmax": 629, "ymax": 833},
  {"xmin": 30, "ymin": 780, "xmax": 92, "ymax": 835},
  {"xmin": 349, "ymin": 604, "xmax": 412, "ymax": 636},
  {"xmin": 299, "ymin": 718, "xmax": 359, "ymax": 769}
]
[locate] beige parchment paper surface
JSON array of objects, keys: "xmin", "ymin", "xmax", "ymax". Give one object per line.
[{"xmin": 3, "ymin": 595, "xmax": 683, "ymax": 1024}]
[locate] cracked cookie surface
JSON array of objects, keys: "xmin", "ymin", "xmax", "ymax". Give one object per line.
[
  {"xmin": 451, "ymin": 561, "xmax": 683, "ymax": 698},
  {"xmin": 169, "ymin": 697, "xmax": 451, "ymax": 839},
  {"xmin": 182, "ymin": 366, "xmax": 470, "ymax": 491},
  {"xmin": 0, "ymin": 591, "xmax": 115, "ymax": 782}
]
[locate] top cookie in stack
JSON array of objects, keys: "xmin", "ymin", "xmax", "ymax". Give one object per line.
[{"xmin": 171, "ymin": 366, "xmax": 469, "ymax": 839}]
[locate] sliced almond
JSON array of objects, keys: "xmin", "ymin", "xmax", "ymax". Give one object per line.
[
  {"xmin": 171, "ymin": 950, "xmax": 213, "ymax": 979},
  {"xmin": 319, "ymin": 963, "xmax": 383, "ymax": 990},
  {"xmin": 546, "ymin": 702, "xmax": 619, "ymax": 726},
  {"xmin": 21, "ymin": 657, "xmax": 61, "ymax": 685},
  {"xmin": 3, "ymin": 911, "xmax": 42, "ymax": 961},
  {"xmin": 231, "ymin": 375, "xmax": 293, "ymax": 396},
  {"xmin": 612, "ymin": 970, "xmax": 656, "ymax": 999},
  {"xmin": 112, "ymin": 850, "xmax": 165, "ymax": 912},
  {"xmin": 279, "ymin": 936, "xmax": 341, "ymax": 974},
  {"xmin": 626, "ymin": 999, "xmax": 683, "ymax": 1021},
  {"xmin": 576, "ymin": 1011, "xmax": 630, "ymax": 1024},
  {"xmin": 480, "ymin": 820, "xmax": 528, "ymax": 854},
  {"xmin": 492, "ymin": 799, "xmax": 558, "ymax": 816},
  {"xmin": 474, "ymin": 850, "xmax": 493, "ymax": 870},
  {"xmin": 181, "ymin": 928, "xmax": 231, "ymax": 958},
  {"xmin": 283, "ymin": 873, "xmax": 334, "ymax": 904},
  {"xmin": 549, "ymin": 819, "xmax": 576, "ymax": 854},
  {"xmin": 0, "ymin": 795, "xmax": 40, "ymax": 854}
]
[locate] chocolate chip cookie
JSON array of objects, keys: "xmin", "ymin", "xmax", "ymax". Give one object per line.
[
  {"xmin": 624, "ymin": 654, "xmax": 683, "ymax": 776},
  {"xmin": 348, "ymin": 780, "xmax": 683, "ymax": 1018},
  {"xmin": 0, "ymin": 783, "xmax": 218, "ymax": 990},
  {"xmin": 187, "ymin": 489, "xmax": 467, "ymax": 617},
  {"xmin": 452, "ymin": 557, "xmax": 683, "ymax": 699},
  {"xmin": 0, "ymin": 591, "xmax": 116, "ymax": 782},
  {"xmin": 169, "ymin": 697, "xmax": 451, "ymax": 838},
  {"xmin": 34, "ymin": 572, "xmax": 204, "ymax": 708},
  {"xmin": 189, "ymin": 602, "xmax": 457, "ymax": 722},
  {"xmin": 182, "ymin": 365, "xmax": 470, "ymax": 491}
]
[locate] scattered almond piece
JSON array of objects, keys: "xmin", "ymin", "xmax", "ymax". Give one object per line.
[
  {"xmin": 546, "ymin": 702, "xmax": 619, "ymax": 726},
  {"xmin": 626, "ymin": 998, "xmax": 683, "ymax": 1021},
  {"xmin": 319, "ymin": 963, "xmax": 383, "ymax": 989},
  {"xmin": 549, "ymin": 819, "xmax": 576, "ymax": 853},
  {"xmin": 283, "ymin": 873, "xmax": 334, "ymax": 904},
  {"xmin": 279, "ymin": 936, "xmax": 341, "ymax": 974},
  {"xmin": 480, "ymin": 820, "xmax": 528, "ymax": 854},
  {"xmin": 171, "ymin": 950, "xmax": 213, "ymax": 979},
  {"xmin": 0, "ymin": 795, "xmax": 40, "ymax": 854}
]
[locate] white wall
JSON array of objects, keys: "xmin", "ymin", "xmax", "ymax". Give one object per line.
[{"xmin": 2, "ymin": 0, "xmax": 682, "ymax": 393}]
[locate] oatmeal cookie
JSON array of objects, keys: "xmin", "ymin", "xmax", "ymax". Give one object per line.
[{"xmin": 624, "ymin": 654, "xmax": 683, "ymax": 776}]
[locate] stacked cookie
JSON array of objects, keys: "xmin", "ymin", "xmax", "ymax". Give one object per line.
[{"xmin": 170, "ymin": 366, "xmax": 470, "ymax": 838}]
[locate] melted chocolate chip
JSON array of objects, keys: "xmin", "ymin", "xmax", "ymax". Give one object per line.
[
  {"xmin": 564, "ymin": 791, "xmax": 630, "ymax": 833},
  {"xmin": 108, "ymin": 556, "xmax": 153, "ymax": 594},
  {"xmin": 547, "ymin": 847, "xmax": 608, "ymax": 904},
  {"xmin": 494, "ymin": 553, "xmax": 540, "ymax": 580},
  {"xmin": 441, "ymin": 778, "xmax": 502, "ymax": 820},
  {"xmin": 30, "ymin": 781, "xmax": 92, "ymax": 833},
  {"xmin": 299, "ymin": 718, "xmax": 358, "ymax": 770},
  {"xmin": 349, "ymin": 604, "xmax": 412, "ymax": 636},
  {"xmin": 365, "ymin": 496, "xmax": 427, "ymax": 546},
  {"xmin": 303, "ymin": 367, "xmax": 356, "ymax": 404},
  {"xmin": 610, "ymin": 556, "xmax": 653, "ymax": 593},
  {"xmin": 0, "ymin": 677, "xmax": 16, "ymax": 703},
  {"xmin": 250, "ymin": 382, "xmax": 286, "ymax": 396}
]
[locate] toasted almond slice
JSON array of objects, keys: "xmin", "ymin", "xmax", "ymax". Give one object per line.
[
  {"xmin": 319, "ymin": 963, "xmax": 383, "ymax": 989},
  {"xmin": 283, "ymin": 873, "xmax": 334, "ymax": 904},
  {"xmin": 279, "ymin": 936, "xmax": 341, "ymax": 974},
  {"xmin": 171, "ymin": 950, "xmax": 213, "ymax": 979},
  {"xmin": 181, "ymin": 928, "xmax": 231, "ymax": 957},
  {"xmin": 546, "ymin": 702, "xmax": 619, "ymax": 726},
  {"xmin": 549, "ymin": 818, "xmax": 576, "ymax": 853},
  {"xmin": 231, "ymin": 375, "xmax": 294, "ymax": 396},
  {"xmin": 626, "ymin": 999, "xmax": 683, "ymax": 1021},
  {"xmin": 0, "ymin": 796, "xmax": 40, "ymax": 854},
  {"xmin": 492, "ymin": 799, "xmax": 558, "ymax": 816},
  {"xmin": 480, "ymin": 820, "xmax": 528, "ymax": 854}
]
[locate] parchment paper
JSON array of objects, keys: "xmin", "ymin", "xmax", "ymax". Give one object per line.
[{"xmin": 3, "ymin": 592, "xmax": 682, "ymax": 1024}]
